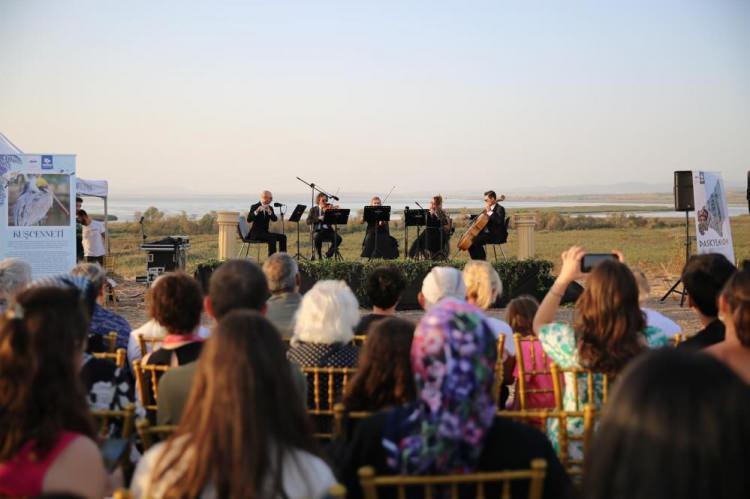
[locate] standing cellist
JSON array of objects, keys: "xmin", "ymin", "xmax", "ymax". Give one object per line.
[{"xmin": 467, "ymin": 190, "xmax": 507, "ymax": 260}]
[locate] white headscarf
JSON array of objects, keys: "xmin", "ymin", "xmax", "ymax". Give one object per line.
[{"xmin": 421, "ymin": 267, "xmax": 466, "ymax": 309}]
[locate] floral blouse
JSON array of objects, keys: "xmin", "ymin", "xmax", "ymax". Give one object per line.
[{"xmin": 538, "ymin": 322, "xmax": 668, "ymax": 462}]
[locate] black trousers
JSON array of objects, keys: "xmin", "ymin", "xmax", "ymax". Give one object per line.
[
  {"xmin": 314, "ymin": 229, "xmax": 343, "ymax": 259},
  {"xmin": 468, "ymin": 233, "xmax": 494, "ymax": 260},
  {"xmin": 251, "ymin": 231, "xmax": 287, "ymax": 256}
]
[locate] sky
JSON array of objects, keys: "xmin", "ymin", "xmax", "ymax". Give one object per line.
[{"xmin": 1, "ymin": 0, "xmax": 749, "ymax": 196}]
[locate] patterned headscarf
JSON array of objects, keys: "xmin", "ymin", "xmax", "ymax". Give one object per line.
[
  {"xmin": 383, "ymin": 298, "xmax": 498, "ymax": 474},
  {"xmin": 28, "ymin": 274, "xmax": 98, "ymax": 316}
]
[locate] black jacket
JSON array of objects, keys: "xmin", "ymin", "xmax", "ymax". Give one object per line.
[
  {"xmin": 481, "ymin": 203, "xmax": 508, "ymax": 242},
  {"xmin": 247, "ymin": 202, "xmax": 278, "ymax": 235}
]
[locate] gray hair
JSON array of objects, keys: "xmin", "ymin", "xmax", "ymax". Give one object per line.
[
  {"xmin": 263, "ymin": 253, "xmax": 299, "ymax": 294},
  {"xmin": 0, "ymin": 258, "xmax": 32, "ymax": 297},
  {"xmin": 70, "ymin": 262, "xmax": 107, "ymax": 293}
]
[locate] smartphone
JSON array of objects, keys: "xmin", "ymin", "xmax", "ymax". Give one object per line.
[{"xmin": 581, "ymin": 253, "xmax": 618, "ymax": 273}]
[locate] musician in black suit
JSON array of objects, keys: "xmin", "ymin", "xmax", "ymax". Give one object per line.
[
  {"xmin": 361, "ymin": 196, "xmax": 399, "ymax": 259},
  {"xmin": 247, "ymin": 190, "xmax": 287, "ymax": 256},
  {"xmin": 468, "ymin": 190, "xmax": 507, "ymax": 260},
  {"xmin": 306, "ymin": 193, "xmax": 343, "ymax": 259}
]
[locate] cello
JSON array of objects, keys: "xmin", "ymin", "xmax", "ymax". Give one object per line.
[{"xmin": 457, "ymin": 194, "xmax": 506, "ymax": 251}]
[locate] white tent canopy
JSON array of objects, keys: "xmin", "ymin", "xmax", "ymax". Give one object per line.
[{"xmin": 0, "ymin": 132, "xmax": 22, "ymax": 154}]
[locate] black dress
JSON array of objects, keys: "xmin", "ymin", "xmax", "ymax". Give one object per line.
[
  {"xmin": 336, "ymin": 409, "xmax": 574, "ymax": 499},
  {"xmin": 408, "ymin": 211, "xmax": 450, "ymax": 260},
  {"xmin": 361, "ymin": 221, "xmax": 399, "ymax": 259}
]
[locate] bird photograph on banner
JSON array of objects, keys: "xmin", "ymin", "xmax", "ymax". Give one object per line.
[{"xmin": 7, "ymin": 173, "xmax": 71, "ymax": 227}]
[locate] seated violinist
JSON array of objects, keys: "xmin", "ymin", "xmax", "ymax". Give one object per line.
[
  {"xmin": 361, "ymin": 196, "xmax": 399, "ymax": 259},
  {"xmin": 408, "ymin": 195, "xmax": 451, "ymax": 260},
  {"xmin": 306, "ymin": 193, "xmax": 343, "ymax": 260},
  {"xmin": 468, "ymin": 190, "xmax": 507, "ymax": 260}
]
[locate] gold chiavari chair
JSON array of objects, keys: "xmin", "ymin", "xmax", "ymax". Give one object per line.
[
  {"xmin": 136, "ymin": 419, "xmax": 178, "ymax": 451},
  {"xmin": 92, "ymin": 347, "xmax": 127, "ymax": 368},
  {"xmin": 494, "ymin": 333, "xmax": 506, "ymax": 402},
  {"xmin": 112, "ymin": 489, "xmax": 132, "ymax": 499},
  {"xmin": 550, "ymin": 363, "xmax": 607, "ymax": 474},
  {"xmin": 104, "ymin": 331, "xmax": 118, "ymax": 353},
  {"xmin": 301, "ymin": 366, "xmax": 357, "ymax": 440},
  {"xmin": 328, "ymin": 484, "xmax": 347, "ymax": 499},
  {"xmin": 495, "ymin": 405, "xmax": 597, "ymax": 477},
  {"xmin": 133, "ymin": 360, "xmax": 171, "ymax": 413},
  {"xmin": 91, "ymin": 403, "xmax": 136, "ymax": 472},
  {"xmin": 672, "ymin": 333, "xmax": 686, "ymax": 347},
  {"xmin": 352, "ymin": 334, "xmax": 367, "ymax": 346},
  {"xmin": 512, "ymin": 334, "xmax": 554, "ymax": 411},
  {"xmin": 333, "ymin": 402, "xmax": 374, "ymax": 440},
  {"xmin": 136, "ymin": 335, "xmax": 164, "ymax": 359},
  {"xmin": 358, "ymin": 459, "xmax": 547, "ymax": 499}
]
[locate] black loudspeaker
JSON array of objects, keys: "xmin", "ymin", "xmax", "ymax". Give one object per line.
[{"xmin": 674, "ymin": 171, "xmax": 694, "ymax": 212}]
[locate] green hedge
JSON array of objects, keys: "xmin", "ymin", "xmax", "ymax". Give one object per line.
[{"xmin": 196, "ymin": 258, "xmax": 554, "ymax": 310}]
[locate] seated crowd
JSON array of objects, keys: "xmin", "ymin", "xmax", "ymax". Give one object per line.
[{"xmin": 0, "ymin": 249, "xmax": 749, "ymax": 498}]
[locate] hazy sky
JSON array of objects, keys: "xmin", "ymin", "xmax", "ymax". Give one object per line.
[{"xmin": 2, "ymin": 1, "xmax": 749, "ymax": 196}]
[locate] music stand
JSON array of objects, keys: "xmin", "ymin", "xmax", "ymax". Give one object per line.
[
  {"xmin": 404, "ymin": 208, "xmax": 428, "ymax": 260},
  {"xmin": 363, "ymin": 206, "xmax": 391, "ymax": 260},
  {"xmin": 322, "ymin": 208, "xmax": 350, "ymax": 261},
  {"xmin": 288, "ymin": 204, "xmax": 307, "ymax": 261}
]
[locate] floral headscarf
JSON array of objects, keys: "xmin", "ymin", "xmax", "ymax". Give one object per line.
[{"xmin": 383, "ymin": 298, "xmax": 498, "ymax": 474}]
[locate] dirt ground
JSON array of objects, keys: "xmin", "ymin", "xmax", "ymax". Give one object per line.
[{"xmin": 112, "ymin": 276, "xmax": 701, "ymax": 334}]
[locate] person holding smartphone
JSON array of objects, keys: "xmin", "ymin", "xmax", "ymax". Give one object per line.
[{"xmin": 531, "ymin": 246, "xmax": 670, "ymax": 462}]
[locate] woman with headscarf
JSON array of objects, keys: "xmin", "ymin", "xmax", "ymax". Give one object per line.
[{"xmin": 339, "ymin": 298, "xmax": 572, "ymax": 499}]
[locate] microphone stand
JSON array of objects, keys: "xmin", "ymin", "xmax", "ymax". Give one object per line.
[
  {"xmin": 139, "ymin": 216, "xmax": 147, "ymax": 243},
  {"xmin": 415, "ymin": 201, "xmax": 425, "ymax": 260},
  {"xmin": 296, "ymin": 177, "xmax": 339, "ymax": 260}
]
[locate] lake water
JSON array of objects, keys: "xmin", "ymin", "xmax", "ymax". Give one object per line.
[{"xmin": 84, "ymin": 194, "xmax": 748, "ymax": 221}]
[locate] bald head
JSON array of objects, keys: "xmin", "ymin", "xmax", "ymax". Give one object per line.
[{"xmin": 261, "ymin": 191, "xmax": 273, "ymax": 204}]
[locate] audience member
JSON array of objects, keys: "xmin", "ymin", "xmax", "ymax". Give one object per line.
[
  {"xmin": 71, "ymin": 262, "xmax": 131, "ymax": 351},
  {"xmin": 133, "ymin": 311, "xmax": 336, "ymax": 498},
  {"xmin": 142, "ymin": 272, "xmax": 204, "ymax": 367},
  {"xmin": 355, "ymin": 266, "xmax": 406, "ymax": 334},
  {"xmin": 343, "ymin": 317, "xmax": 416, "ymax": 412},
  {"xmin": 533, "ymin": 246, "xmax": 669, "ymax": 460},
  {"xmin": 340, "ymin": 298, "xmax": 572, "ymax": 499},
  {"xmin": 463, "ymin": 260, "xmax": 514, "ymax": 343},
  {"xmin": 679, "ymin": 254, "xmax": 737, "ymax": 350},
  {"xmin": 505, "ymin": 295, "xmax": 555, "ymax": 410},
  {"xmin": 0, "ymin": 257, "xmax": 31, "ymax": 313},
  {"xmin": 262, "ymin": 252, "xmax": 303, "ymax": 338},
  {"xmin": 707, "ymin": 267, "xmax": 750, "ymax": 383},
  {"xmin": 632, "ymin": 268, "xmax": 681, "ymax": 338},
  {"xmin": 417, "ymin": 266, "xmax": 466, "ymax": 310},
  {"xmin": 287, "ymin": 280, "xmax": 360, "ymax": 368},
  {"xmin": 583, "ymin": 348, "xmax": 750, "ymax": 499},
  {"xmin": 128, "ymin": 317, "xmax": 211, "ymax": 369},
  {"xmin": 157, "ymin": 259, "xmax": 305, "ymax": 425},
  {"xmin": 0, "ymin": 286, "xmax": 107, "ymax": 498}
]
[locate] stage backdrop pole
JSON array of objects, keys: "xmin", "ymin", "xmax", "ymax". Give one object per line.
[
  {"xmin": 217, "ymin": 211, "xmax": 240, "ymax": 261},
  {"xmin": 514, "ymin": 213, "xmax": 536, "ymax": 259}
]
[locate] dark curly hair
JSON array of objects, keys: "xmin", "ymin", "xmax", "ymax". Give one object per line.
[
  {"xmin": 0, "ymin": 287, "xmax": 95, "ymax": 460},
  {"xmin": 147, "ymin": 272, "xmax": 203, "ymax": 335},
  {"xmin": 343, "ymin": 317, "xmax": 416, "ymax": 411},
  {"xmin": 721, "ymin": 268, "xmax": 750, "ymax": 347},
  {"xmin": 575, "ymin": 260, "xmax": 646, "ymax": 378},
  {"xmin": 365, "ymin": 266, "xmax": 406, "ymax": 310}
]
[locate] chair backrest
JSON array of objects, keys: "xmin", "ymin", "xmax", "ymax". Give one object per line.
[
  {"xmin": 136, "ymin": 419, "xmax": 178, "ymax": 451},
  {"xmin": 550, "ymin": 364, "xmax": 609, "ymax": 411},
  {"xmin": 496, "ymin": 405, "xmax": 597, "ymax": 477},
  {"xmin": 504, "ymin": 216, "xmax": 511, "ymax": 231},
  {"xmin": 672, "ymin": 334, "xmax": 686, "ymax": 346},
  {"xmin": 358, "ymin": 459, "xmax": 547, "ymax": 499},
  {"xmin": 302, "ymin": 366, "xmax": 357, "ymax": 440},
  {"xmin": 91, "ymin": 403, "xmax": 136, "ymax": 439},
  {"xmin": 494, "ymin": 334, "xmax": 506, "ymax": 402},
  {"xmin": 327, "ymin": 484, "xmax": 347, "ymax": 499},
  {"xmin": 333, "ymin": 402, "xmax": 374, "ymax": 440},
  {"xmin": 105, "ymin": 331, "xmax": 118, "ymax": 353},
  {"xmin": 136, "ymin": 335, "xmax": 164, "ymax": 358},
  {"xmin": 237, "ymin": 215, "xmax": 250, "ymax": 240},
  {"xmin": 112, "ymin": 489, "xmax": 133, "ymax": 499},
  {"xmin": 513, "ymin": 334, "xmax": 554, "ymax": 411},
  {"xmin": 133, "ymin": 359, "xmax": 171, "ymax": 413},
  {"xmin": 93, "ymin": 348, "xmax": 127, "ymax": 369},
  {"xmin": 352, "ymin": 335, "xmax": 367, "ymax": 346}
]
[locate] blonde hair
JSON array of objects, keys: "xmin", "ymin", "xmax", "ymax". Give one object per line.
[
  {"xmin": 292, "ymin": 280, "xmax": 359, "ymax": 345},
  {"xmin": 462, "ymin": 261, "xmax": 502, "ymax": 310}
]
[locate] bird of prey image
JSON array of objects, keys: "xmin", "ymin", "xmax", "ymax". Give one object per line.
[{"xmin": 12, "ymin": 174, "xmax": 54, "ymax": 226}]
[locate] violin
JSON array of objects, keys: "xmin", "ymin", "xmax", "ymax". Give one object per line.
[{"xmin": 322, "ymin": 202, "xmax": 340, "ymax": 211}]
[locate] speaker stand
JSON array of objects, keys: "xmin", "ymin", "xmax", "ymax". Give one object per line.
[{"xmin": 660, "ymin": 210, "xmax": 691, "ymax": 306}]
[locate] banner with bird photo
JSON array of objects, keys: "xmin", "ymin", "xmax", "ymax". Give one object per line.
[
  {"xmin": 692, "ymin": 171, "xmax": 735, "ymax": 264},
  {"xmin": 0, "ymin": 154, "xmax": 77, "ymax": 278}
]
